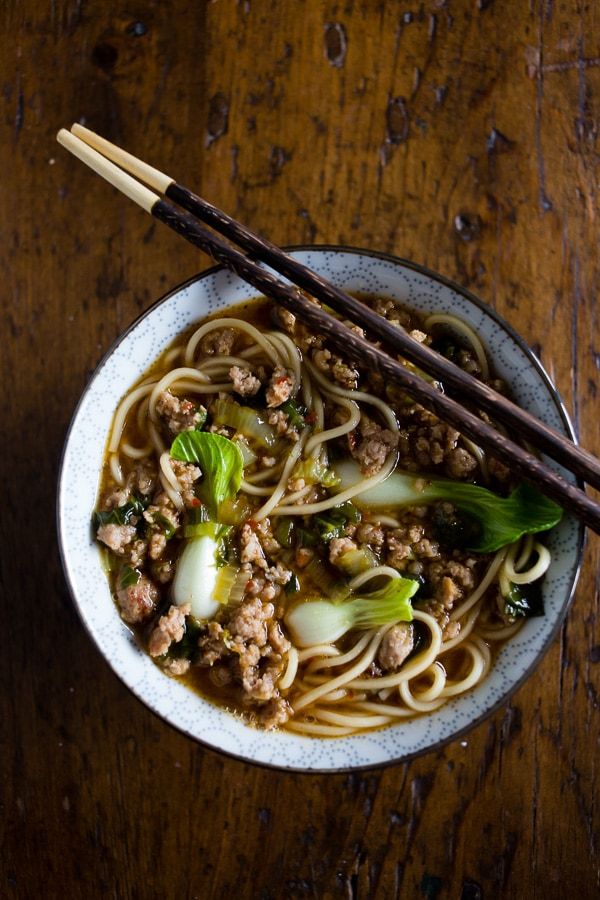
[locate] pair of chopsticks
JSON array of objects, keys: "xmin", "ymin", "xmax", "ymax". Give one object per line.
[{"xmin": 57, "ymin": 124, "xmax": 600, "ymax": 535}]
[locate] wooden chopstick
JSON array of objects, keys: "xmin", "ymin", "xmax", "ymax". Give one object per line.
[
  {"xmin": 70, "ymin": 123, "xmax": 600, "ymax": 495},
  {"xmin": 57, "ymin": 127, "xmax": 600, "ymax": 534}
]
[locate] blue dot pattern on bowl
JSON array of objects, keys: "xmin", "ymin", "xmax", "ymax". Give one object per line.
[{"xmin": 57, "ymin": 248, "xmax": 583, "ymax": 772}]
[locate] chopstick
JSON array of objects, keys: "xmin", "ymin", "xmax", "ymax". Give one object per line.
[
  {"xmin": 56, "ymin": 127, "xmax": 600, "ymax": 535},
  {"xmin": 69, "ymin": 123, "xmax": 600, "ymax": 495}
]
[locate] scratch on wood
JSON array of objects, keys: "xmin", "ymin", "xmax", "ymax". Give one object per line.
[
  {"xmin": 542, "ymin": 56, "xmax": 600, "ymax": 73},
  {"xmin": 15, "ymin": 80, "xmax": 24, "ymax": 136},
  {"xmin": 269, "ymin": 145, "xmax": 291, "ymax": 179},
  {"xmin": 534, "ymin": 13, "xmax": 552, "ymax": 212},
  {"xmin": 206, "ymin": 92, "xmax": 229, "ymax": 147},
  {"xmin": 460, "ymin": 880, "xmax": 483, "ymax": 899},
  {"xmin": 428, "ymin": 14, "xmax": 437, "ymax": 42},
  {"xmin": 324, "ymin": 22, "xmax": 347, "ymax": 68},
  {"xmin": 406, "ymin": 773, "xmax": 435, "ymax": 846},
  {"xmin": 486, "ymin": 127, "xmax": 514, "ymax": 154},
  {"xmin": 386, "ymin": 96, "xmax": 409, "ymax": 145}
]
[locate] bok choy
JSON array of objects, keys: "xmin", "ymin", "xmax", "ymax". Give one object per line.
[
  {"xmin": 171, "ymin": 430, "xmax": 244, "ymax": 520},
  {"xmin": 334, "ymin": 460, "xmax": 562, "ymax": 553},
  {"xmin": 285, "ymin": 577, "xmax": 418, "ymax": 647},
  {"xmin": 170, "ymin": 432, "xmax": 244, "ymax": 618}
]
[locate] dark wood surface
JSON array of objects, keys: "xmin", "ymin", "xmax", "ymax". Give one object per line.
[{"xmin": 2, "ymin": 2, "xmax": 599, "ymax": 897}]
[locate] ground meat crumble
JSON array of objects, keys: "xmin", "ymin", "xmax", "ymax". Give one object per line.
[
  {"xmin": 96, "ymin": 293, "xmax": 519, "ymax": 732},
  {"xmin": 156, "ymin": 391, "xmax": 205, "ymax": 435}
]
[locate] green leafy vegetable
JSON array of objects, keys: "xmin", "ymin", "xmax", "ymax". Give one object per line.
[
  {"xmin": 335, "ymin": 461, "xmax": 563, "ymax": 553},
  {"xmin": 194, "ymin": 407, "xmax": 208, "ymax": 430},
  {"xmin": 280, "ymin": 399, "xmax": 307, "ymax": 429},
  {"xmin": 183, "ymin": 521, "xmax": 232, "ymax": 542},
  {"xmin": 285, "ymin": 573, "xmax": 300, "ymax": 595},
  {"xmin": 144, "ymin": 510, "xmax": 178, "ymax": 539},
  {"xmin": 291, "ymin": 456, "xmax": 341, "ymax": 488},
  {"xmin": 93, "ymin": 496, "xmax": 147, "ymax": 528},
  {"xmin": 274, "ymin": 517, "xmax": 295, "ymax": 548},
  {"xmin": 211, "ymin": 398, "xmax": 276, "ymax": 448},
  {"xmin": 118, "ymin": 565, "xmax": 141, "ymax": 590},
  {"xmin": 314, "ymin": 502, "xmax": 362, "ymax": 543},
  {"xmin": 171, "ymin": 431, "xmax": 243, "ymax": 520},
  {"xmin": 285, "ymin": 577, "xmax": 418, "ymax": 647},
  {"xmin": 431, "ymin": 504, "xmax": 480, "ymax": 549},
  {"xmin": 169, "ymin": 615, "xmax": 203, "ymax": 661},
  {"xmin": 335, "ymin": 546, "xmax": 378, "ymax": 576},
  {"xmin": 503, "ymin": 581, "xmax": 544, "ymax": 619},
  {"xmin": 303, "ymin": 555, "xmax": 350, "ymax": 599}
]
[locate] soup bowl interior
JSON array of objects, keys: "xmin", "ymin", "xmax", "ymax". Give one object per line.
[{"xmin": 58, "ymin": 247, "xmax": 583, "ymax": 771}]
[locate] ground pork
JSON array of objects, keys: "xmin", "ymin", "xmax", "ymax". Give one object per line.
[
  {"xmin": 148, "ymin": 603, "xmax": 190, "ymax": 657},
  {"xmin": 102, "ymin": 461, "xmax": 157, "ymax": 509},
  {"xmin": 125, "ymin": 538, "xmax": 148, "ymax": 567},
  {"xmin": 312, "ymin": 348, "xmax": 358, "ymax": 389},
  {"xmin": 170, "ymin": 459, "xmax": 201, "ymax": 506},
  {"xmin": 116, "ymin": 574, "xmax": 159, "ymax": 624},
  {"xmin": 371, "ymin": 297, "xmax": 413, "ymax": 328},
  {"xmin": 151, "ymin": 559, "xmax": 175, "ymax": 584},
  {"xmin": 130, "ymin": 460, "xmax": 157, "ymax": 496},
  {"xmin": 275, "ymin": 305, "xmax": 324, "ymax": 353},
  {"xmin": 329, "ymin": 537, "xmax": 357, "ymax": 566},
  {"xmin": 295, "ymin": 547, "xmax": 314, "ymax": 568},
  {"xmin": 488, "ymin": 456, "xmax": 511, "ymax": 483},
  {"xmin": 197, "ymin": 621, "xmax": 227, "ymax": 666},
  {"xmin": 239, "ymin": 524, "xmax": 267, "ymax": 569},
  {"xmin": 164, "ymin": 658, "xmax": 191, "ymax": 676},
  {"xmin": 101, "ymin": 485, "xmax": 130, "ymax": 509},
  {"xmin": 444, "ymin": 447, "xmax": 478, "ymax": 479},
  {"xmin": 254, "ymin": 519, "xmax": 281, "ymax": 556},
  {"xmin": 266, "ymin": 365, "xmax": 295, "ymax": 407},
  {"xmin": 241, "ymin": 663, "xmax": 283, "ymax": 701},
  {"xmin": 414, "ymin": 422, "xmax": 460, "ymax": 467},
  {"xmin": 156, "ymin": 391, "xmax": 206, "ymax": 434},
  {"xmin": 255, "ymin": 697, "xmax": 292, "ymax": 730},
  {"xmin": 268, "ymin": 409, "xmax": 299, "ymax": 440},
  {"xmin": 425, "ymin": 558, "xmax": 478, "ymax": 614},
  {"xmin": 457, "ymin": 348, "xmax": 481, "ymax": 376},
  {"xmin": 197, "ymin": 597, "xmax": 290, "ymax": 714},
  {"xmin": 229, "ymin": 365, "xmax": 261, "ymax": 397},
  {"xmin": 386, "ymin": 523, "xmax": 440, "ymax": 570},
  {"xmin": 246, "ymin": 577, "xmax": 279, "ymax": 601},
  {"xmin": 228, "ymin": 597, "xmax": 274, "ymax": 645},
  {"xmin": 355, "ymin": 522, "xmax": 385, "ymax": 547},
  {"xmin": 443, "ymin": 620, "xmax": 461, "ymax": 641},
  {"xmin": 97, "ymin": 523, "xmax": 137, "ymax": 555},
  {"xmin": 200, "ymin": 327, "xmax": 236, "ymax": 355},
  {"xmin": 143, "ymin": 492, "xmax": 180, "ymax": 559},
  {"xmin": 149, "ymin": 532, "xmax": 167, "ymax": 560},
  {"xmin": 350, "ymin": 415, "xmax": 399, "ymax": 476},
  {"xmin": 268, "ymin": 621, "xmax": 291, "ymax": 655},
  {"xmin": 377, "ymin": 624, "xmax": 414, "ymax": 671},
  {"xmin": 265, "ymin": 563, "xmax": 292, "ymax": 585}
]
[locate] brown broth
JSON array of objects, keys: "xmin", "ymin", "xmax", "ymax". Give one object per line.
[{"xmin": 97, "ymin": 293, "xmax": 511, "ymax": 730}]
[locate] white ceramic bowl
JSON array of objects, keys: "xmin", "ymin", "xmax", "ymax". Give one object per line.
[{"xmin": 57, "ymin": 247, "xmax": 584, "ymax": 771}]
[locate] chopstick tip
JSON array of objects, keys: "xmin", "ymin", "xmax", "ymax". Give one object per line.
[{"xmin": 56, "ymin": 128, "xmax": 72, "ymax": 146}]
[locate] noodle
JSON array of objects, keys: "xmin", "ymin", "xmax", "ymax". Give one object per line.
[{"xmin": 94, "ymin": 293, "xmax": 555, "ymax": 737}]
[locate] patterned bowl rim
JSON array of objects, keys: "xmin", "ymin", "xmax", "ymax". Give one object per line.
[{"xmin": 57, "ymin": 244, "xmax": 585, "ymax": 773}]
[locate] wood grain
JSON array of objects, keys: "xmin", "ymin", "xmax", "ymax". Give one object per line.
[{"xmin": 1, "ymin": 1, "xmax": 598, "ymax": 898}]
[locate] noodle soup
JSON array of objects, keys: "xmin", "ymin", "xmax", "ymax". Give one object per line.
[{"xmin": 93, "ymin": 294, "xmax": 560, "ymax": 736}]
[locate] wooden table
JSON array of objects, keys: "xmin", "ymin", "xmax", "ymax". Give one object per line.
[{"xmin": 2, "ymin": 2, "xmax": 598, "ymax": 897}]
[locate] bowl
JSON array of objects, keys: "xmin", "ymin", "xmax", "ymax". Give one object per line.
[{"xmin": 57, "ymin": 246, "xmax": 584, "ymax": 771}]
